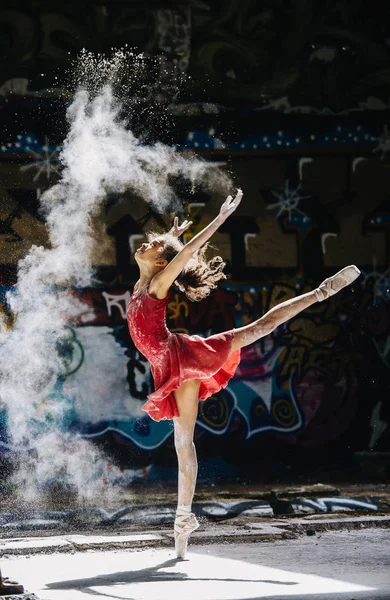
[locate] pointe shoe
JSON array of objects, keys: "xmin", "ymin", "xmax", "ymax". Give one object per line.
[
  {"xmin": 174, "ymin": 510, "xmax": 199, "ymax": 559},
  {"xmin": 315, "ymin": 265, "xmax": 361, "ymax": 302}
]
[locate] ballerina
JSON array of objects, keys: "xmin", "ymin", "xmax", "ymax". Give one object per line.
[{"xmin": 127, "ymin": 189, "xmax": 360, "ymax": 558}]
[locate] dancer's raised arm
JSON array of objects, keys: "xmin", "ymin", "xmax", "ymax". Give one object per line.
[{"xmin": 149, "ymin": 189, "xmax": 243, "ymax": 297}]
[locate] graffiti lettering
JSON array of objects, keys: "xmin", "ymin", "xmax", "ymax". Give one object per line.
[{"xmin": 103, "ymin": 291, "xmax": 131, "ymax": 320}]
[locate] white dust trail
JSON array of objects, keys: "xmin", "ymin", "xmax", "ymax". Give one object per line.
[{"xmin": 0, "ymin": 76, "xmax": 230, "ymax": 503}]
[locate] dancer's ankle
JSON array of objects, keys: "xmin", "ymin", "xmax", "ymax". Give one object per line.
[
  {"xmin": 314, "ymin": 287, "xmax": 325, "ymax": 302},
  {"xmin": 177, "ymin": 503, "xmax": 192, "ymax": 515}
]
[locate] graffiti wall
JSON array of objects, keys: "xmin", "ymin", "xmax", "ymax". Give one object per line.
[
  {"xmin": 0, "ymin": 0, "xmax": 389, "ymax": 482},
  {"xmin": 1, "ymin": 273, "xmax": 389, "ymax": 476},
  {"xmin": 0, "ymin": 151, "xmax": 389, "ymax": 482}
]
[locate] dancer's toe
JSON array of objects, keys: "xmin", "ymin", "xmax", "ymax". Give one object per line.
[{"xmin": 315, "ymin": 265, "xmax": 360, "ymax": 302}]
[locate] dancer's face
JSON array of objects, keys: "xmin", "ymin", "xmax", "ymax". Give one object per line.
[{"xmin": 135, "ymin": 237, "xmax": 168, "ymax": 269}]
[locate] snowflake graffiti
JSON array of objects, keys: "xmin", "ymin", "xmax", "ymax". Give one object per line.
[
  {"xmin": 20, "ymin": 136, "xmax": 61, "ymax": 181},
  {"xmin": 372, "ymin": 125, "xmax": 390, "ymax": 160},
  {"xmin": 361, "ymin": 259, "xmax": 390, "ymax": 303},
  {"xmin": 267, "ymin": 180, "xmax": 311, "ymax": 222}
]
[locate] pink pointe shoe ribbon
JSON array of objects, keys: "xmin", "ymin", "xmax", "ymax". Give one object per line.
[{"xmin": 315, "ymin": 265, "xmax": 361, "ymax": 302}]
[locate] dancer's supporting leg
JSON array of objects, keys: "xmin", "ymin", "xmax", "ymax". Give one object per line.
[
  {"xmin": 231, "ymin": 265, "xmax": 360, "ymax": 351},
  {"xmin": 173, "ymin": 379, "xmax": 201, "ymax": 559}
]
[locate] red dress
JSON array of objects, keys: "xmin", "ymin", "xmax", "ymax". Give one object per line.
[{"xmin": 127, "ymin": 288, "xmax": 241, "ymax": 421}]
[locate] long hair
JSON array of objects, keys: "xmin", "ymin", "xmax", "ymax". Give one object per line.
[{"xmin": 146, "ymin": 231, "xmax": 227, "ymax": 302}]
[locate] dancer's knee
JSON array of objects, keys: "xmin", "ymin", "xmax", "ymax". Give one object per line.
[
  {"xmin": 232, "ymin": 316, "xmax": 274, "ymax": 350},
  {"xmin": 174, "ymin": 435, "xmax": 195, "ymax": 455},
  {"xmin": 258, "ymin": 313, "xmax": 279, "ymax": 336},
  {"xmin": 174, "ymin": 421, "xmax": 194, "ymax": 451}
]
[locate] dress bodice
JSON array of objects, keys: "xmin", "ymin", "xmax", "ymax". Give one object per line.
[{"xmin": 127, "ymin": 289, "xmax": 170, "ymax": 360}]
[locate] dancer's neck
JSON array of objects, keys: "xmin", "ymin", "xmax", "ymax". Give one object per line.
[{"xmin": 136, "ymin": 264, "xmax": 164, "ymax": 291}]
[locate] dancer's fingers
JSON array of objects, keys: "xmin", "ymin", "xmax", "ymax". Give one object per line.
[
  {"xmin": 221, "ymin": 191, "xmax": 243, "ymax": 216},
  {"xmin": 234, "ymin": 189, "xmax": 243, "ymax": 203}
]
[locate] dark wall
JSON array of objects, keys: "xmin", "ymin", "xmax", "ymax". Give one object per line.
[{"xmin": 2, "ymin": 0, "xmax": 390, "ymax": 111}]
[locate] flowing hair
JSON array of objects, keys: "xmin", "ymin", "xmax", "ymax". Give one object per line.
[{"xmin": 146, "ymin": 231, "xmax": 227, "ymax": 302}]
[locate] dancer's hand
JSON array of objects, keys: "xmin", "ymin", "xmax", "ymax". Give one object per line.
[
  {"xmin": 219, "ymin": 189, "xmax": 243, "ymax": 219},
  {"xmin": 169, "ymin": 217, "xmax": 193, "ymax": 237}
]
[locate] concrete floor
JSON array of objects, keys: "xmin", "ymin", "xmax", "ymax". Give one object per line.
[{"xmin": 2, "ymin": 528, "xmax": 389, "ymax": 600}]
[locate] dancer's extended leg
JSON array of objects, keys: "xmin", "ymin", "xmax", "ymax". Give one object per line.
[
  {"xmin": 173, "ymin": 379, "xmax": 201, "ymax": 559},
  {"xmin": 231, "ymin": 265, "xmax": 360, "ymax": 351}
]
